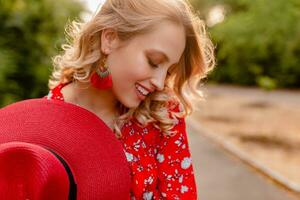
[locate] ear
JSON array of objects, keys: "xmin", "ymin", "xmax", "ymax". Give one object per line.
[{"xmin": 100, "ymin": 28, "xmax": 120, "ymax": 55}]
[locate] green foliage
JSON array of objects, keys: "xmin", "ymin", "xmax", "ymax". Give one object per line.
[
  {"xmin": 191, "ymin": 0, "xmax": 300, "ymax": 89},
  {"xmin": 257, "ymin": 76, "xmax": 277, "ymax": 91},
  {"xmin": 0, "ymin": 0, "xmax": 84, "ymax": 107}
]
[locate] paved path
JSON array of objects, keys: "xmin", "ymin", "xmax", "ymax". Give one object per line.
[
  {"xmin": 186, "ymin": 118, "xmax": 298, "ymax": 200},
  {"xmin": 202, "ymin": 84, "xmax": 300, "ymax": 106}
]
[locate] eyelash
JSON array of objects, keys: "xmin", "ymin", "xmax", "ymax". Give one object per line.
[
  {"xmin": 148, "ymin": 59, "xmax": 172, "ymax": 76},
  {"xmin": 148, "ymin": 59, "xmax": 158, "ymax": 68}
]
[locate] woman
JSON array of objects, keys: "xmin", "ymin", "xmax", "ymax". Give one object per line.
[{"xmin": 47, "ymin": 0, "xmax": 215, "ymax": 199}]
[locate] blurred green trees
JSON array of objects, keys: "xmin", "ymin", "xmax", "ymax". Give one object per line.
[
  {"xmin": 0, "ymin": 0, "xmax": 84, "ymax": 107},
  {"xmin": 192, "ymin": 0, "xmax": 300, "ymax": 89},
  {"xmin": 1, "ymin": 0, "xmax": 299, "ymax": 108}
]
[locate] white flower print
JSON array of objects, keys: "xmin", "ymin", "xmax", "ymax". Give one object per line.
[
  {"xmin": 174, "ymin": 139, "xmax": 182, "ymax": 146},
  {"xmin": 144, "ymin": 176, "xmax": 154, "ymax": 185},
  {"xmin": 129, "ymin": 128, "xmax": 135, "ymax": 136},
  {"xmin": 181, "ymin": 157, "xmax": 192, "ymax": 169},
  {"xmin": 168, "ymin": 158, "xmax": 180, "ymax": 167},
  {"xmin": 161, "ymin": 192, "xmax": 167, "ymax": 197},
  {"xmin": 141, "ymin": 141, "xmax": 147, "ymax": 148},
  {"xmin": 142, "ymin": 128, "xmax": 149, "ymax": 135},
  {"xmin": 147, "ymin": 148, "xmax": 155, "ymax": 157},
  {"xmin": 143, "ymin": 191, "xmax": 153, "ymax": 200},
  {"xmin": 174, "ymin": 134, "xmax": 184, "ymax": 147},
  {"xmin": 172, "ymin": 169, "xmax": 182, "ymax": 181},
  {"xmin": 179, "ymin": 175, "xmax": 184, "ymax": 183},
  {"xmin": 133, "ymin": 139, "xmax": 142, "ymax": 151},
  {"xmin": 156, "ymin": 153, "xmax": 165, "ymax": 163},
  {"xmin": 125, "ymin": 152, "xmax": 134, "ymax": 162},
  {"xmin": 46, "ymin": 91, "xmax": 53, "ymax": 100},
  {"xmin": 137, "ymin": 165, "xmax": 144, "ymax": 172},
  {"xmin": 180, "ymin": 185, "xmax": 189, "ymax": 193},
  {"xmin": 166, "ymin": 174, "xmax": 173, "ymax": 181},
  {"xmin": 130, "ymin": 194, "xmax": 136, "ymax": 200}
]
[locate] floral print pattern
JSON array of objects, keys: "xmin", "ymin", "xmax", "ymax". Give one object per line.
[{"xmin": 46, "ymin": 83, "xmax": 197, "ymax": 200}]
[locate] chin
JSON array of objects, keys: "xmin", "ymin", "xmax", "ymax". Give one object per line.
[
  {"xmin": 114, "ymin": 88, "xmax": 142, "ymax": 109},
  {"xmin": 118, "ymin": 97, "xmax": 141, "ymax": 109},
  {"xmin": 124, "ymin": 101, "xmax": 141, "ymax": 109}
]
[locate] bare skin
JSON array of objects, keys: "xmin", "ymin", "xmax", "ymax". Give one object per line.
[
  {"xmin": 61, "ymin": 81, "xmax": 118, "ymax": 130},
  {"xmin": 61, "ymin": 21, "xmax": 186, "ymax": 131}
]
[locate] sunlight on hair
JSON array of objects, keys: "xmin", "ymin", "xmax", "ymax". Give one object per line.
[
  {"xmin": 49, "ymin": 0, "xmax": 216, "ymax": 138},
  {"xmin": 206, "ymin": 5, "xmax": 225, "ymax": 27},
  {"xmin": 79, "ymin": 0, "xmax": 104, "ymax": 21}
]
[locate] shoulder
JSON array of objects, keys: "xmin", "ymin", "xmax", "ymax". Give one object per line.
[
  {"xmin": 166, "ymin": 99, "xmax": 185, "ymax": 127},
  {"xmin": 166, "ymin": 99, "xmax": 179, "ymax": 112},
  {"xmin": 46, "ymin": 82, "xmax": 70, "ymax": 101},
  {"xmin": 157, "ymin": 99, "xmax": 186, "ymax": 137},
  {"xmin": 122, "ymin": 99, "xmax": 185, "ymax": 134}
]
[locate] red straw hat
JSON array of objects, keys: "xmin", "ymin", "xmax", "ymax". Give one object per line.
[
  {"xmin": 0, "ymin": 141, "xmax": 72, "ymax": 200},
  {"xmin": 0, "ymin": 98, "xmax": 131, "ymax": 200}
]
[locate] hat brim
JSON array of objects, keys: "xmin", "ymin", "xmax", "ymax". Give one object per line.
[
  {"xmin": 0, "ymin": 99, "xmax": 131, "ymax": 200},
  {"xmin": 0, "ymin": 141, "xmax": 71, "ymax": 199}
]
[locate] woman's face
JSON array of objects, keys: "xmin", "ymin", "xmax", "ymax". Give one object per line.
[{"xmin": 101, "ymin": 21, "xmax": 186, "ymax": 108}]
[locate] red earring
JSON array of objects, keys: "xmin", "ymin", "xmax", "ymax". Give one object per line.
[{"xmin": 90, "ymin": 56, "xmax": 113, "ymax": 90}]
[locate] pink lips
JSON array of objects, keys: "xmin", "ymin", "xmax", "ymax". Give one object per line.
[
  {"xmin": 136, "ymin": 83, "xmax": 154, "ymax": 93},
  {"xmin": 135, "ymin": 83, "xmax": 153, "ymax": 101},
  {"xmin": 136, "ymin": 87, "xmax": 146, "ymax": 100}
]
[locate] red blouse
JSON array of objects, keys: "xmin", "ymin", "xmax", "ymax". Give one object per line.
[{"xmin": 46, "ymin": 83, "xmax": 197, "ymax": 200}]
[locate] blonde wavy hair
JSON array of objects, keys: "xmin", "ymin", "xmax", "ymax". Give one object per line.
[{"xmin": 48, "ymin": 0, "xmax": 215, "ymax": 138}]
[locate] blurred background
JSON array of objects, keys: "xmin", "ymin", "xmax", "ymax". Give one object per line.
[
  {"xmin": 0, "ymin": 0, "xmax": 299, "ymax": 105},
  {"xmin": 0, "ymin": 0, "xmax": 299, "ymax": 199}
]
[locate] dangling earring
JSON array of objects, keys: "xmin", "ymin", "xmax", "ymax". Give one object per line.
[{"xmin": 90, "ymin": 56, "xmax": 113, "ymax": 90}]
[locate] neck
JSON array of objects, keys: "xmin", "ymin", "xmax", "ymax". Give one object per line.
[{"xmin": 62, "ymin": 81, "xmax": 119, "ymax": 129}]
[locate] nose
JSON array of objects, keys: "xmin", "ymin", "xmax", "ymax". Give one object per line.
[{"xmin": 150, "ymin": 70, "xmax": 167, "ymax": 91}]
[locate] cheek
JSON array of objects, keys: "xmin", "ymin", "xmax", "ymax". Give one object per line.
[{"xmin": 111, "ymin": 53, "xmax": 149, "ymax": 85}]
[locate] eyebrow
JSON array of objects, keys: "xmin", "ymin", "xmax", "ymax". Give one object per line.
[
  {"xmin": 146, "ymin": 49, "xmax": 170, "ymax": 63},
  {"xmin": 146, "ymin": 49, "xmax": 180, "ymax": 66}
]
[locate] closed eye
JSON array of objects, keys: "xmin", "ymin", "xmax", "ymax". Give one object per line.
[
  {"xmin": 148, "ymin": 59, "xmax": 159, "ymax": 68},
  {"xmin": 148, "ymin": 58, "xmax": 173, "ymax": 76}
]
